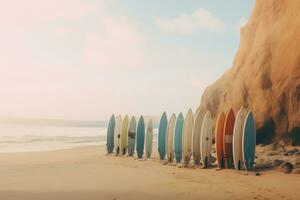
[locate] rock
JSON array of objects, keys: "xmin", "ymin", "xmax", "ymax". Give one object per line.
[
  {"xmin": 284, "ymin": 148, "xmax": 299, "ymax": 156},
  {"xmin": 210, "ymin": 156, "xmax": 217, "ymax": 164},
  {"xmin": 247, "ymin": 171, "xmax": 261, "ymax": 176},
  {"xmin": 266, "ymin": 151, "xmax": 280, "ymax": 156},
  {"xmin": 254, "ymin": 158, "xmax": 273, "ymax": 169},
  {"xmin": 276, "ymin": 145, "xmax": 286, "ymax": 153},
  {"xmin": 278, "ymin": 140, "xmax": 289, "ymax": 147},
  {"xmin": 278, "ymin": 162, "xmax": 294, "ymax": 173},
  {"xmin": 272, "ymin": 159, "xmax": 284, "ymax": 167},
  {"xmin": 265, "ymin": 144, "xmax": 278, "ymax": 152},
  {"xmin": 197, "ymin": 0, "xmax": 300, "ymax": 145},
  {"xmin": 293, "ymin": 169, "xmax": 300, "ymax": 174},
  {"xmin": 294, "ymin": 157, "xmax": 300, "ymax": 168}
]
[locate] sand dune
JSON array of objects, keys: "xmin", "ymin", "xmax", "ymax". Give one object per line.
[{"xmin": 0, "ymin": 145, "xmax": 299, "ymax": 200}]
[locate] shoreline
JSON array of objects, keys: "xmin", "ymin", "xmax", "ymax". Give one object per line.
[
  {"xmin": 0, "ymin": 142, "xmax": 105, "ymax": 154},
  {"xmin": 0, "ymin": 145, "xmax": 299, "ymax": 200}
]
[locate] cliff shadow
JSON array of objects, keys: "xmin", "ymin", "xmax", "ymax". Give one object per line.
[
  {"xmin": 289, "ymin": 127, "xmax": 300, "ymax": 146},
  {"xmin": 256, "ymin": 118, "xmax": 276, "ymax": 144}
]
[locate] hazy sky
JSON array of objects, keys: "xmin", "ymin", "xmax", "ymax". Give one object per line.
[{"xmin": 0, "ymin": 0, "xmax": 254, "ymax": 120}]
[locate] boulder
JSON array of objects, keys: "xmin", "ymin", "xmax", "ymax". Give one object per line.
[
  {"xmin": 284, "ymin": 148, "xmax": 300, "ymax": 156},
  {"xmin": 255, "ymin": 157, "xmax": 273, "ymax": 169},
  {"xmin": 272, "ymin": 159, "xmax": 284, "ymax": 167},
  {"xmin": 278, "ymin": 162, "xmax": 294, "ymax": 173}
]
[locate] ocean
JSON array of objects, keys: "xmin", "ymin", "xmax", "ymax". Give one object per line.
[
  {"xmin": 0, "ymin": 119, "xmax": 107, "ymax": 153},
  {"xmin": 0, "ymin": 118, "xmax": 158, "ymax": 153}
]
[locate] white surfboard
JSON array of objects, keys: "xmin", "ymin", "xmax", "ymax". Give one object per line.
[
  {"xmin": 145, "ymin": 120, "xmax": 154, "ymax": 159},
  {"xmin": 114, "ymin": 115, "xmax": 122, "ymax": 155},
  {"xmin": 233, "ymin": 107, "xmax": 248, "ymax": 170},
  {"xmin": 120, "ymin": 115, "xmax": 129, "ymax": 155},
  {"xmin": 200, "ymin": 111, "xmax": 213, "ymax": 168},
  {"xmin": 166, "ymin": 114, "xmax": 176, "ymax": 163},
  {"xmin": 192, "ymin": 111, "xmax": 204, "ymax": 166},
  {"xmin": 182, "ymin": 109, "xmax": 194, "ymax": 166},
  {"xmin": 127, "ymin": 116, "xmax": 137, "ymax": 157}
]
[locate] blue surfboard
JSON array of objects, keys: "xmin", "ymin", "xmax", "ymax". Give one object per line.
[
  {"xmin": 136, "ymin": 116, "xmax": 145, "ymax": 159},
  {"xmin": 106, "ymin": 114, "xmax": 116, "ymax": 153},
  {"xmin": 242, "ymin": 111, "xmax": 256, "ymax": 170},
  {"xmin": 174, "ymin": 113, "xmax": 184, "ymax": 163},
  {"xmin": 158, "ymin": 112, "xmax": 168, "ymax": 160}
]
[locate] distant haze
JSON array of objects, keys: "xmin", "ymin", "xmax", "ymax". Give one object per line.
[{"xmin": 0, "ymin": 0, "xmax": 253, "ymax": 120}]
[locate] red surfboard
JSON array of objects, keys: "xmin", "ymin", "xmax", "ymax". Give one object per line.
[{"xmin": 223, "ymin": 109, "xmax": 235, "ymax": 169}]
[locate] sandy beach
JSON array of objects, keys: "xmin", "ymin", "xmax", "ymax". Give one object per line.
[{"xmin": 0, "ymin": 145, "xmax": 299, "ymax": 200}]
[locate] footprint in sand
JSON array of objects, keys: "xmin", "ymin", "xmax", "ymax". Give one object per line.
[
  {"xmin": 265, "ymin": 188, "xmax": 272, "ymax": 192},
  {"xmin": 276, "ymin": 193, "xmax": 285, "ymax": 199},
  {"xmin": 253, "ymin": 194, "xmax": 263, "ymax": 200}
]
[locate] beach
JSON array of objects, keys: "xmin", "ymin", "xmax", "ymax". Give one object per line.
[{"xmin": 0, "ymin": 145, "xmax": 299, "ymax": 200}]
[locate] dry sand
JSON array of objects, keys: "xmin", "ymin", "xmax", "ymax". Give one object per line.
[{"xmin": 0, "ymin": 145, "xmax": 299, "ymax": 200}]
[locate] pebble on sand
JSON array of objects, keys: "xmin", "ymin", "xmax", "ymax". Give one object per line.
[{"xmin": 278, "ymin": 162, "xmax": 294, "ymax": 174}]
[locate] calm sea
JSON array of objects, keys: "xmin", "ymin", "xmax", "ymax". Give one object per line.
[
  {"xmin": 0, "ymin": 118, "xmax": 159, "ymax": 153},
  {"xmin": 0, "ymin": 118, "xmax": 107, "ymax": 153}
]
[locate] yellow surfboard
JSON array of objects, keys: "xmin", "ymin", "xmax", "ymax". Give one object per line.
[
  {"xmin": 120, "ymin": 115, "xmax": 129, "ymax": 155},
  {"xmin": 182, "ymin": 109, "xmax": 194, "ymax": 166}
]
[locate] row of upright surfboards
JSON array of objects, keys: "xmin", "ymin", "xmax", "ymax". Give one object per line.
[
  {"xmin": 106, "ymin": 115, "xmax": 154, "ymax": 159},
  {"xmin": 106, "ymin": 107, "xmax": 256, "ymax": 171}
]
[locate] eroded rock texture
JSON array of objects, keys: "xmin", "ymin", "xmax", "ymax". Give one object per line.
[{"xmin": 198, "ymin": 0, "xmax": 300, "ymax": 145}]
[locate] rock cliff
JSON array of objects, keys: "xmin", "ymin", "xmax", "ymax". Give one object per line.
[{"xmin": 198, "ymin": 0, "xmax": 300, "ymax": 145}]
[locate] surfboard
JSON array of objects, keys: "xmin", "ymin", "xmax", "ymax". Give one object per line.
[
  {"xmin": 192, "ymin": 111, "xmax": 203, "ymax": 166},
  {"xmin": 145, "ymin": 120, "xmax": 154, "ymax": 159},
  {"xmin": 136, "ymin": 116, "xmax": 145, "ymax": 159},
  {"xmin": 158, "ymin": 112, "xmax": 168, "ymax": 160},
  {"xmin": 215, "ymin": 112, "xmax": 225, "ymax": 168},
  {"xmin": 182, "ymin": 109, "xmax": 194, "ymax": 166},
  {"xmin": 224, "ymin": 109, "xmax": 235, "ymax": 169},
  {"xmin": 114, "ymin": 115, "xmax": 122, "ymax": 155},
  {"xmin": 242, "ymin": 111, "xmax": 256, "ymax": 171},
  {"xmin": 106, "ymin": 114, "xmax": 116, "ymax": 154},
  {"xmin": 166, "ymin": 114, "xmax": 176, "ymax": 163},
  {"xmin": 233, "ymin": 107, "xmax": 248, "ymax": 170},
  {"xmin": 120, "ymin": 115, "xmax": 129, "ymax": 156},
  {"xmin": 174, "ymin": 113, "xmax": 184, "ymax": 163},
  {"xmin": 127, "ymin": 116, "xmax": 137, "ymax": 157},
  {"xmin": 200, "ymin": 111, "xmax": 213, "ymax": 168}
]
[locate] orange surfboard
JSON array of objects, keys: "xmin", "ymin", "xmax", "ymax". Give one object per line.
[
  {"xmin": 223, "ymin": 109, "xmax": 235, "ymax": 169},
  {"xmin": 215, "ymin": 112, "xmax": 226, "ymax": 168}
]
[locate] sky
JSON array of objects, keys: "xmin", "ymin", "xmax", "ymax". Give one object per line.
[{"xmin": 0, "ymin": 0, "xmax": 254, "ymax": 120}]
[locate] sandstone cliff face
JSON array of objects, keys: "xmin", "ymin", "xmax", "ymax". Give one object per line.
[{"xmin": 198, "ymin": 0, "xmax": 300, "ymax": 145}]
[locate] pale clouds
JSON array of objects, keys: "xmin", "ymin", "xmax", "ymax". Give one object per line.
[
  {"xmin": 0, "ymin": 0, "xmax": 94, "ymax": 28},
  {"xmin": 83, "ymin": 17, "xmax": 145, "ymax": 69},
  {"xmin": 0, "ymin": 0, "xmax": 147, "ymax": 119},
  {"xmin": 154, "ymin": 8, "xmax": 224, "ymax": 35},
  {"xmin": 0, "ymin": 0, "xmax": 146, "ymax": 69},
  {"xmin": 0, "ymin": 1, "xmax": 236, "ymax": 120}
]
